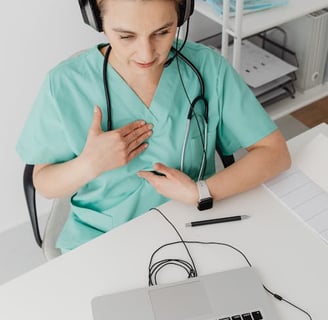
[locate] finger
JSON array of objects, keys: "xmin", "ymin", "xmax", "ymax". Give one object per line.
[
  {"xmin": 126, "ymin": 128, "xmax": 152, "ymax": 153},
  {"xmin": 138, "ymin": 164, "xmax": 169, "ymax": 181},
  {"xmin": 153, "ymin": 163, "xmax": 171, "ymax": 177},
  {"xmin": 118, "ymin": 120, "xmax": 147, "ymax": 137},
  {"xmin": 124, "ymin": 123, "xmax": 153, "ymax": 146},
  {"xmin": 137, "ymin": 170, "xmax": 153, "ymax": 180},
  {"xmin": 126, "ymin": 142, "xmax": 149, "ymax": 162},
  {"xmin": 89, "ymin": 106, "xmax": 103, "ymax": 136},
  {"xmin": 137, "ymin": 170, "xmax": 166, "ymax": 186}
]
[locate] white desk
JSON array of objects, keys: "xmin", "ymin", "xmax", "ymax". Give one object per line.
[{"xmin": 1, "ymin": 124, "xmax": 327, "ymax": 320}]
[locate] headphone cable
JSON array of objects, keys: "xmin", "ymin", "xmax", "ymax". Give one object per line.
[
  {"xmin": 103, "ymin": 44, "xmax": 112, "ymax": 131},
  {"xmin": 149, "ymin": 207, "xmax": 313, "ymax": 320},
  {"xmin": 164, "ymin": 19, "xmax": 190, "ymax": 67}
]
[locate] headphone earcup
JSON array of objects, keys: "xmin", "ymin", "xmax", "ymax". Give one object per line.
[
  {"xmin": 78, "ymin": 0, "xmax": 103, "ymax": 32},
  {"xmin": 178, "ymin": 0, "xmax": 195, "ymax": 26}
]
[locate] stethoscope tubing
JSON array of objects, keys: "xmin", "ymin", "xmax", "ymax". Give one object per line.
[{"xmin": 102, "ymin": 44, "xmax": 208, "ymax": 180}]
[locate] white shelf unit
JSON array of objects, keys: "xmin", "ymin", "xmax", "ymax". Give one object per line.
[
  {"xmin": 196, "ymin": 0, "xmax": 328, "ymax": 38},
  {"xmin": 194, "ymin": 0, "xmax": 328, "ymax": 119}
]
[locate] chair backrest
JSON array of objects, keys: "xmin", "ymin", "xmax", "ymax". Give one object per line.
[
  {"xmin": 23, "ymin": 165, "xmax": 70, "ymax": 260},
  {"xmin": 217, "ymin": 149, "xmax": 235, "ymax": 168},
  {"xmin": 23, "ymin": 165, "xmax": 42, "ymax": 247}
]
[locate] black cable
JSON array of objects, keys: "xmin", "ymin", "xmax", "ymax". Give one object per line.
[
  {"xmin": 149, "ymin": 207, "xmax": 198, "ymax": 286},
  {"xmin": 102, "ymin": 44, "xmax": 112, "ymax": 131},
  {"xmin": 173, "ymin": 48, "xmax": 205, "ymax": 94},
  {"xmin": 164, "ymin": 19, "xmax": 190, "ymax": 67},
  {"xmin": 263, "ymin": 285, "xmax": 313, "ymax": 320},
  {"xmin": 148, "ymin": 239, "xmax": 253, "ymax": 286},
  {"xmin": 150, "ymin": 207, "xmax": 313, "ymax": 320},
  {"xmin": 150, "ymin": 259, "xmax": 195, "ymax": 285}
]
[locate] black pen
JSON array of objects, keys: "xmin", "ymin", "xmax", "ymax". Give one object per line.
[{"xmin": 185, "ymin": 215, "xmax": 250, "ymax": 227}]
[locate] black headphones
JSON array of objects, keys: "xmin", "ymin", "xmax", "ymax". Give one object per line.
[{"xmin": 78, "ymin": 0, "xmax": 194, "ymax": 32}]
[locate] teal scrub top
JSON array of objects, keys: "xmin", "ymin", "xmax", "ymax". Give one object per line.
[{"xmin": 16, "ymin": 41, "xmax": 276, "ymax": 252}]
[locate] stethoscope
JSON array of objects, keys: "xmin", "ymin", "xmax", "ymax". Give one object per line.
[{"xmin": 102, "ymin": 45, "xmax": 208, "ymax": 181}]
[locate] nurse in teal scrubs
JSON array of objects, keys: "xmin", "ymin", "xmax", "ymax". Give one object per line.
[{"xmin": 16, "ymin": 0, "xmax": 291, "ymax": 253}]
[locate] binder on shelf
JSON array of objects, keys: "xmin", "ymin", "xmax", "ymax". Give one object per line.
[
  {"xmin": 266, "ymin": 8, "xmax": 328, "ymax": 91},
  {"xmin": 226, "ymin": 40, "xmax": 297, "ymax": 88},
  {"xmin": 226, "ymin": 40, "xmax": 297, "ymax": 107},
  {"xmin": 251, "ymin": 75, "xmax": 295, "ymax": 107},
  {"xmin": 200, "ymin": 34, "xmax": 298, "ymax": 108}
]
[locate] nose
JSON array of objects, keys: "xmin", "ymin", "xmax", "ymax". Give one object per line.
[{"xmin": 136, "ymin": 37, "xmax": 155, "ymax": 63}]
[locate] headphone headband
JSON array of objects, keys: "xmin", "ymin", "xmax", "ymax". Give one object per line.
[
  {"xmin": 78, "ymin": 0, "xmax": 102, "ymax": 32},
  {"xmin": 78, "ymin": 0, "xmax": 194, "ymax": 32}
]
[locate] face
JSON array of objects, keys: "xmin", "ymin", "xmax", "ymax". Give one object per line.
[{"xmin": 101, "ymin": 0, "xmax": 178, "ymax": 76}]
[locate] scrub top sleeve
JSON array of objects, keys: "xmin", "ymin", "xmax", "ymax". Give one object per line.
[
  {"xmin": 216, "ymin": 58, "xmax": 277, "ymax": 155},
  {"xmin": 16, "ymin": 73, "xmax": 75, "ymax": 164}
]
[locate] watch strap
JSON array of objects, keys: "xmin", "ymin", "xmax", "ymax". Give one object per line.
[{"xmin": 196, "ymin": 180, "xmax": 211, "ymax": 201}]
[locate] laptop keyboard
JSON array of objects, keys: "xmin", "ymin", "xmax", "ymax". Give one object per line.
[{"xmin": 219, "ymin": 310, "xmax": 263, "ymax": 320}]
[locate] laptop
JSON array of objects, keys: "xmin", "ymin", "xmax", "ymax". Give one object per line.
[{"xmin": 92, "ymin": 267, "xmax": 281, "ymax": 320}]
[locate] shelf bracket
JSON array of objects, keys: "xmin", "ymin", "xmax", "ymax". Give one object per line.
[
  {"xmin": 221, "ymin": 0, "xmax": 230, "ymax": 58},
  {"xmin": 232, "ymin": 0, "xmax": 244, "ymax": 72},
  {"xmin": 221, "ymin": 0, "xmax": 244, "ymax": 73}
]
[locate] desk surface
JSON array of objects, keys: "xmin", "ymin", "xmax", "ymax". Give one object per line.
[{"xmin": 1, "ymin": 124, "xmax": 327, "ymax": 320}]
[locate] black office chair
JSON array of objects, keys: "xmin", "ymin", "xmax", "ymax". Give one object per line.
[
  {"xmin": 217, "ymin": 149, "xmax": 235, "ymax": 169},
  {"xmin": 23, "ymin": 164, "xmax": 70, "ymax": 260},
  {"xmin": 23, "ymin": 150, "xmax": 234, "ymax": 259}
]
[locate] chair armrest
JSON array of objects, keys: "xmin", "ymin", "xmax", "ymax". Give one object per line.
[{"xmin": 23, "ymin": 164, "xmax": 42, "ymax": 248}]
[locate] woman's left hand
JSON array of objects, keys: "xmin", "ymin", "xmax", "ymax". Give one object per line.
[{"xmin": 137, "ymin": 163, "xmax": 198, "ymax": 206}]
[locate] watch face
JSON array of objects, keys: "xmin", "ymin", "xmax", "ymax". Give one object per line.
[{"xmin": 197, "ymin": 197, "xmax": 213, "ymax": 211}]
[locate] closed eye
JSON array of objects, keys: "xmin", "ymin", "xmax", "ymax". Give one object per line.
[
  {"xmin": 113, "ymin": 22, "xmax": 174, "ymax": 41},
  {"xmin": 119, "ymin": 34, "xmax": 134, "ymax": 40},
  {"xmin": 154, "ymin": 29, "xmax": 170, "ymax": 36}
]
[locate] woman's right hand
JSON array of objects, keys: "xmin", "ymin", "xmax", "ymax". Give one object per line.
[
  {"xmin": 80, "ymin": 106, "xmax": 153, "ymax": 178},
  {"xmin": 33, "ymin": 106, "xmax": 152, "ymax": 198}
]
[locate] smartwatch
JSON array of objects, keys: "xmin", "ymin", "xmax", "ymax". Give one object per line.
[{"xmin": 196, "ymin": 180, "xmax": 213, "ymax": 211}]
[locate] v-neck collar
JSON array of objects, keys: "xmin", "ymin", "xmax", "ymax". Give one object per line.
[{"xmin": 96, "ymin": 44, "xmax": 180, "ymax": 123}]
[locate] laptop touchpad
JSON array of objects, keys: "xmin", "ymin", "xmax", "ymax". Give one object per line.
[{"xmin": 149, "ymin": 280, "xmax": 212, "ymax": 320}]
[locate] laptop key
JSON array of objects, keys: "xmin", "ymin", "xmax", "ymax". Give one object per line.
[
  {"xmin": 241, "ymin": 313, "xmax": 252, "ymax": 320},
  {"xmin": 231, "ymin": 316, "xmax": 242, "ymax": 320},
  {"xmin": 218, "ymin": 318, "xmax": 231, "ymax": 320},
  {"xmin": 252, "ymin": 311, "xmax": 263, "ymax": 320}
]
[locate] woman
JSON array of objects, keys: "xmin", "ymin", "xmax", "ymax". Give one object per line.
[{"xmin": 17, "ymin": 0, "xmax": 291, "ymax": 253}]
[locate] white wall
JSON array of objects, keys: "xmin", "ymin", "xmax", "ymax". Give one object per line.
[{"xmin": 0, "ymin": 0, "xmax": 105, "ymax": 233}]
